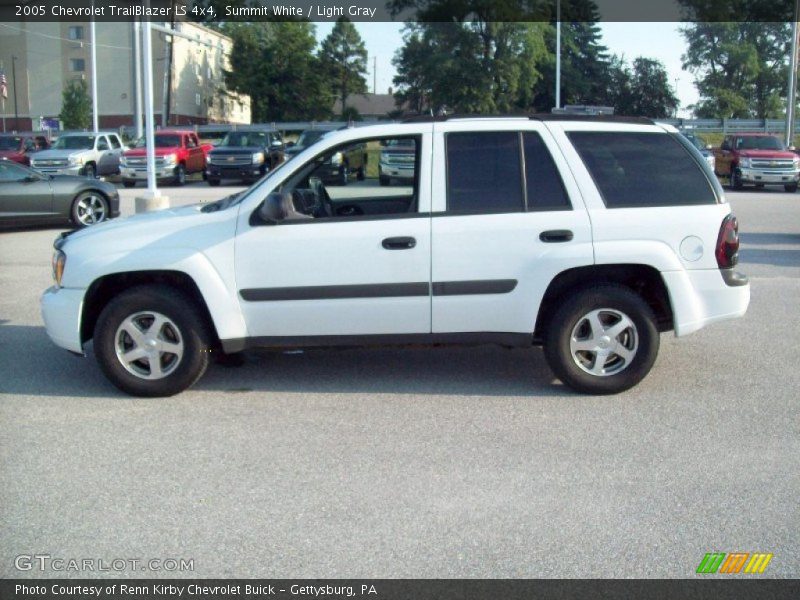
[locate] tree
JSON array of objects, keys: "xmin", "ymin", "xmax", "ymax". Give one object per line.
[
  {"xmin": 318, "ymin": 17, "xmax": 369, "ymax": 117},
  {"xmin": 680, "ymin": 21, "xmax": 790, "ymax": 118},
  {"xmin": 392, "ymin": 21, "xmax": 546, "ymax": 114},
  {"xmin": 224, "ymin": 21, "xmax": 332, "ymax": 121},
  {"xmin": 59, "ymin": 80, "xmax": 92, "ymax": 129},
  {"xmin": 604, "ymin": 56, "xmax": 679, "ymax": 118}
]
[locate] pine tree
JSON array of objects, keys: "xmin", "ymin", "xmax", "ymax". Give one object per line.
[
  {"xmin": 59, "ymin": 80, "xmax": 92, "ymax": 130},
  {"xmin": 318, "ymin": 17, "xmax": 368, "ymax": 117}
]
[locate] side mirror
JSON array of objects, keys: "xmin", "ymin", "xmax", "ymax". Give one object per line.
[{"xmin": 258, "ymin": 192, "xmax": 287, "ymax": 224}]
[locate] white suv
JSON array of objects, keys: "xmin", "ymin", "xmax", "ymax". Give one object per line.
[{"xmin": 41, "ymin": 116, "xmax": 750, "ymax": 397}]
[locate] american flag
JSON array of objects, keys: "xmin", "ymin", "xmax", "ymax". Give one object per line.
[{"xmin": 0, "ymin": 70, "xmax": 6, "ymax": 99}]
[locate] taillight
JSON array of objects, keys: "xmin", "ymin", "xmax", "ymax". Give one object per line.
[{"xmin": 715, "ymin": 213, "xmax": 739, "ymax": 268}]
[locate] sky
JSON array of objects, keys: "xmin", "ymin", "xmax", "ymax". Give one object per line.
[{"xmin": 315, "ymin": 22, "xmax": 699, "ymax": 118}]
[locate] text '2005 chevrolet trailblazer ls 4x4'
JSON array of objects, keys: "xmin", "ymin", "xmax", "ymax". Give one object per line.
[{"xmin": 41, "ymin": 116, "xmax": 750, "ymax": 397}]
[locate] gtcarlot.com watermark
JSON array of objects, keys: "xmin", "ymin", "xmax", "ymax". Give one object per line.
[{"xmin": 14, "ymin": 554, "xmax": 194, "ymax": 573}]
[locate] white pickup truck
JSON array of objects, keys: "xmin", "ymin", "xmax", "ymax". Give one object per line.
[{"xmin": 41, "ymin": 116, "xmax": 750, "ymax": 397}]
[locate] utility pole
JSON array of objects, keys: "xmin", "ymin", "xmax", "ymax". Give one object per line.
[
  {"xmin": 555, "ymin": 0, "xmax": 561, "ymax": 110},
  {"xmin": 90, "ymin": 12, "xmax": 99, "ymax": 132},
  {"xmin": 11, "ymin": 55, "xmax": 18, "ymax": 130},
  {"xmin": 133, "ymin": 18, "xmax": 143, "ymax": 140},
  {"xmin": 373, "ymin": 55, "xmax": 377, "ymax": 95},
  {"xmin": 786, "ymin": 2, "xmax": 799, "ymax": 148}
]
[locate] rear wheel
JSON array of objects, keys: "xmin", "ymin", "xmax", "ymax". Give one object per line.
[
  {"xmin": 71, "ymin": 191, "xmax": 108, "ymax": 227},
  {"xmin": 357, "ymin": 166, "xmax": 365, "ymax": 181},
  {"xmin": 93, "ymin": 285, "xmax": 212, "ymax": 397},
  {"xmin": 543, "ymin": 284, "xmax": 659, "ymax": 394}
]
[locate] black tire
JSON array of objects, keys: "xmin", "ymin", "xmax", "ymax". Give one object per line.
[
  {"xmin": 379, "ymin": 174, "xmax": 390, "ymax": 186},
  {"xmin": 83, "ymin": 163, "xmax": 96, "ymax": 179},
  {"xmin": 357, "ymin": 166, "xmax": 365, "ymax": 181},
  {"xmin": 70, "ymin": 191, "xmax": 109, "ymax": 228},
  {"xmin": 122, "ymin": 179, "xmax": 136, "ymax": 188},
  {"xmin": 207, "ymin": 178, "xmax": 221, "ymax": 187},
  {"xmin": 784, "ymin": 182, "xmax": 798, "ymax": 193},
  {"xmin": 338, "ymin": 166, "xmax": 348, "ymax": 186},
  {"xmin": 543, "ymin": 284, "xmax": 659, "ymax": 395},
  {"xmin": 173, "ymin": 164, "xmax": 186, "ymax": 186},
  {"xmin": 730, "ymin": 168, "xmax": 743, "ymax": 190},
  {"xmin": 93, "ymin": 285, "xmax": 213, "ymax": 397}
]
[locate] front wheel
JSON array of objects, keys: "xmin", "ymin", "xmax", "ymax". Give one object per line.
[
  {"xmin": 94, "ymin": 285, "xmax": 212, "ymax": 397},
  {"xmin": 543, "ymin": 285, "xmax": 659, "ymax": 394},
  {"xmin": 122, "ymin": 179, "xmax": 136, "ymax": 188},
  {"xmin": 730, "ymin": 168, "xmax": 744, "ymax": 190},
  {"xmin": 784, "ymin": 182, "xmax": 798, "ymax": 193},
  {"xmin": 71, "ymin": 192, "xmax": 108, "ymax": 227},
  {"xmin": 83, "ymin": 163, "xmax": 96, "ymax": 179},
  {"xmin": 173, "ymin": 164, "xmax": 186, "ymax": 186},
  {"xmin": 207, "ymin": 178, "xmax": 221, "ymax": 187}
]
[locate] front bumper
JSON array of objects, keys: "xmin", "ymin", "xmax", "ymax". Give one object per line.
[
  {"xmin": 206, "ymin": 164, "xmax": 263, "ymax": 180},
  {"xmin": 121, "ymin": 166, "xmax": 177, "ymax": 181},
  {"xmin": 41, "ymin": 286, "xmax": 85, "ymax": 354},
  {"xmin": 738, "ymin": 167, "xmax": 800, "ymax": 184},
  {"xmin": 32, "ymin": 164, "xmax": 84, "ymax": 177},
  {"xmin": 662, "ymin": 269, "xmax": 750, "ymax": 337},
  {"xmin": 379, "ymin": 162, "xmax": 415, "ymax": 180}
]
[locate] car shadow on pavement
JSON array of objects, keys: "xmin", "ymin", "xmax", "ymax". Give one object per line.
[{"xmin": 0, "ymin": 324, "xmax": 572, "ymax": 398}]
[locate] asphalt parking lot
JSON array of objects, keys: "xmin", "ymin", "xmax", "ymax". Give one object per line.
[{"xmin": 1, "ymin": 182, "xmax": 798, "ymax": 578}]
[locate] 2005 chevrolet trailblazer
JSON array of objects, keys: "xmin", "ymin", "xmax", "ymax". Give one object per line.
[{"xmin": 41, "ymin": 116, "xmax": 750, "ymax": 397}]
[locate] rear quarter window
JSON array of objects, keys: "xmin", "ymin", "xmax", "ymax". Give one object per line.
[{"xmin": 567, "ymin": 131, "xmax": 718, "ymax": 208}]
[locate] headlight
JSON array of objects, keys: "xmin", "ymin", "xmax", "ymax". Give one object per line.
[
  {"xmin": 120, "ymin": 156, "xmax": 128, "ymax": 166},
  {"xmin": 52, "ymin": 250, "xmax": 66, "ymax": 287},
  {"xmin": 163, "ymin": 154, "xmax": 177, "ymax": 165},
  {"xmin": 330, "ymin": 152, "xmax": 343, "ymax": 166},
  {"xmin": 793, "ymin": 156, "xmax": 800, "ymax": 167},
  {"xmin": 739, "ymin": 157, "xmax": 751, "ymax": 169},
  {"xmin": 68, "ymin": 155, "xmax": 84, "ymax": 166},
  {"xmin": 252, "ymin": 152, "xmax": 265, "ymax": 165}
]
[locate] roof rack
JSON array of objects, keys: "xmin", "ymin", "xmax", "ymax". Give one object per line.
[{"xmin": 402, "ymin": 113, "xmax": 655, "ymax": 125}]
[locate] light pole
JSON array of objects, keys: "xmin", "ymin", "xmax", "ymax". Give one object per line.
[
  {"xmin": 785, "ymin": 4, "xmax": 799, "ymax": 148},
  {"xmin": 11, "ymin": 54, "xmax": 18, "ymax": 130},
  {"xmin": 90, "ymin": 6, "xmax": 99, "ymax": 131},
  {"xmin": 555, "ymin": 0, "xmax": 561, "ymax": 110}
]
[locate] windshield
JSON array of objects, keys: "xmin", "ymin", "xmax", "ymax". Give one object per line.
[
  {"xmin": 135, "ymin": 135, "xmax": 182, "ymax": 148},
  {"xmin": 0, "ymin": 136, "xmax": 22, "ymax": 150},
  {"xmin": 294, "ymin": 130, "xmax": 327, "ymax": 149},
  {"xmin": 736, "ymin": 136, "xmax": 785, "ymax": 151},
  {"xmin": 219, "ymin": 131, "xmax": 269, "ymax": 148},
  {"xmin": 53, "ymin": 135, "xmax": 94, "ymax": 150}
]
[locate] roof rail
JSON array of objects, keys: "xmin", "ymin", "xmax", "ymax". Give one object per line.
[{"xmin": 402, "ymin": 113, "xmax": 655, "ymax": 125}]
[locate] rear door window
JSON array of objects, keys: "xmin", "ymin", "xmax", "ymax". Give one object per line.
[
  {"xmin": 567, "ymin": 132, "xmax": 717, "ymax": 208},
  {"xmin": 523, "ymin": 133, "xmax": 571, "ymax": 211},
  {"xmin": 446, "ymin": 131, "xmax": 524, "ymax": 214}
]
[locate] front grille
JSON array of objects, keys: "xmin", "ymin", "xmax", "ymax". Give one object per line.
[
  {"xmin": 381, "ymin": 153, "xmax": 415, "ymax": 165},
  {"xmin": 32, "ymin": 159, "xmax": 68, "ymax": 168},
  {"xmin": 125, "ymin": 157, "xmax": 165, "ymax": 168},
  {"xmin": 750, "ymin": 159, "xmax": 795, "ymax": 170},
  {"xmin": 209, "ymin": 154, "xmax": 252, "ymax": 166}
]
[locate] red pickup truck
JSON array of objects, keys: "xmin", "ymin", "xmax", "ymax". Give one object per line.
[
  {"xmin": 713, "ymin": 133, "xmax": 800, "ymax": 192},
  {"xmin": 0, "ymin": 133, "xmax": 50, "ymax": 165},
  {"xmin": 120, "ymin": 130, "xmax": 212, "ymax": 187}
]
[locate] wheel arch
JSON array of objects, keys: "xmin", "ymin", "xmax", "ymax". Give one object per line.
[
  {"xmin": 534, "ymin": 264, "xmax": 674, "ymax": 343},
  {"xmin": 81, "ymin": 270, "xmax": 219, "ymax": 347}
]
